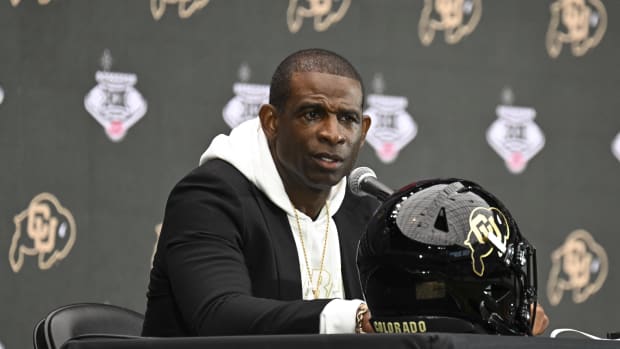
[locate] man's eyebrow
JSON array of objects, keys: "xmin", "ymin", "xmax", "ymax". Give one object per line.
[
  {"xmin": 296, "ymin": 102, "xmax": 324, "ymax": 110},
  {"xmin": 292, "ymin": 102, "xmax": 328, "ymax": 114},
  {"xmin": 293, "ymin": 101, "xmax": 361, "ymax": 116},
  {"xmin": 338, "ymin": 107, "xmax": 361, "ymax": 115}
]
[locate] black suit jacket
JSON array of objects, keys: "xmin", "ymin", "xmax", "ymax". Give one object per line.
[{"xmin": 142, "ymin": 159, "xmax": 378, "ymax": 336}]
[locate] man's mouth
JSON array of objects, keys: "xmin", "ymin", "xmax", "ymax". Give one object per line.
[{"xmin": 313, "ymin": 153, "xmax": 344, "ymax": 169}]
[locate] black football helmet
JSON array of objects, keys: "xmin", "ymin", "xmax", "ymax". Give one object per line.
[{"xmin": 357, "ymin": 178, "xmax": 537, "ymax": 335}]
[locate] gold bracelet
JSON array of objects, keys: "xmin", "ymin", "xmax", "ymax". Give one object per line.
[{"xmin": 355, "ymin": 303, "xmax": 369, "ymax": 334}]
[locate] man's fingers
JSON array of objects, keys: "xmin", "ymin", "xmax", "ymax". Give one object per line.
[{"xmin": 532, "ymin": 304, "xmax": 550, "ymax": 335}]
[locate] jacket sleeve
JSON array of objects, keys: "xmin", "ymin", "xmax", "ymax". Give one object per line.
[{"xmin": 159, "ymin": 164, "xmax": 331, "ymax": 336}]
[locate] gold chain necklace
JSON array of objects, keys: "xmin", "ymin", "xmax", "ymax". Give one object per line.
[{"xmin": 291, "ymin": 201, "xmax": 330, "ymax": 299}]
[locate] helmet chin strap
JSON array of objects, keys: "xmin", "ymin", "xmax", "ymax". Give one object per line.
[
  {"xmin": 487, "ymin": 313, "xmax": 527, "ymax": 335},
  {"xmin": 480, "ymin": 295, "xmax": 533, "ymax": 336},
  {"xmin": 480, "ymin": 294, "xmax": 532, "ymax": 336}
]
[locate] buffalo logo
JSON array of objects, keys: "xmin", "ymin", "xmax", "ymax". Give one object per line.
[
  {"xmin": 287, "ymin": 0, "xmax": 350, "ymax": 33},
  {"xmin": 223, "ymin": 63, "xmax": 269, "ymax": 129},
  {"xmin": 464, "ymin": 207, "xmax": 509, "ymax": 277},
  {"xmin": 84, "ymin": 50, "xmax": 148, "ymax": 142},
  {"xmin": 612, "ymin": 132, "xmax": 620, "ymax": 163},
  {"xmin": 546, "ymin": 0, "xmax": 607, "ymax": 58},
  {"xmin": 487, "ymin": 104, "xmax": 545, "ymax": 174},
  {"xmin": 418, "ymin": 0, "xmax": 482, "ymax": 46},
  {"xmin": 547, "ymin": 229, "xmax": 608, "ymax": 305},
  {"xmin": 9, "ymin": 193, "xmax": 76, "ymax": 273},
  {"xmin": 151, "ymin": 223, "xmax": 162, "ymax": 266},
  {"xmin": 10, "ymin": 0, "xmax": 50, "ymax": 6},
  {"xmin": 150, "ymin": 0, "xmax": 209, "ymax": 20}
]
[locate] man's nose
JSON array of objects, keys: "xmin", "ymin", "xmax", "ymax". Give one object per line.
[{"xmin": 318, "ymin": 115, "xmax": 345, "ymax": 145}]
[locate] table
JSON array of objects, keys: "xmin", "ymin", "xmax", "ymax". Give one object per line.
[{"xmin": 60, "ymin": 332, "xmax": 620, "ymax": 349}]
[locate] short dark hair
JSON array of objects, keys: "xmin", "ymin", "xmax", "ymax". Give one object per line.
[{"xmin": 269, "ymin": 48, "xmax": 365, "ymax": 112}]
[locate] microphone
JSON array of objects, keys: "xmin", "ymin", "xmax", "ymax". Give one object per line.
[{"xmin": 348, "ymin": 167, "xmax": 394, "ymax": 201}]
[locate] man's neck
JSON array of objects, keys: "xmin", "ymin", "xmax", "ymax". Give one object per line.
[
  {"xmin": 288, "ymin": 188, "xmax": 330, "ymax": 221},
  {"xmin": 268, "ymin": 144, "xmax": 332, "ymax": 220},
  {"xmin": 273, "ymin": 162, "xmax": 331, "ymax": 219}
]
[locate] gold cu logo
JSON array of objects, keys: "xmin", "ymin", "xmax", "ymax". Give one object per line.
[
  {"xmin": 8, "ymin": 193, "xmax": 76, "ymax": 273},
  {"xmin": 418, "ymin": 0, "xmax": 482, "ymax": 46},
  {"xmin": 150, "ymin": 0, "xmax": 210, "ymax": 20},
  {"xmin": 546, "ymin": 0, "xmax": 607, "ymax": 58},
  {"xmin": 287, "ymin": 0, "xmax": 351, "ymax": 34},
  {"xmin": 464, "ymin": 207, "xmax": 509, "ymax": 277},
  {"xmin": 547, "ymin": 229, "xmax": 608, "ymax": 305}
]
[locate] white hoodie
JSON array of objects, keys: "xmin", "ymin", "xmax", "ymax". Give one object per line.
[{"xmin": 199, "ymin": 117, "xmax": 364, "ymax": 334}]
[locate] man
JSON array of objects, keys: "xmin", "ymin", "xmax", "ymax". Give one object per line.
[
  {"xmin": 142, "ymin": 48, "xmax": 377, "ymax": 336},
  {"xmin": 142, "ymin": 48, "xmax": 548, "ymax": 337}
]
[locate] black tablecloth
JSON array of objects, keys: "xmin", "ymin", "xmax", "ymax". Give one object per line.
[{"xmin": 60, "ymin": 333, "xmax": 620, "ymax": 349}]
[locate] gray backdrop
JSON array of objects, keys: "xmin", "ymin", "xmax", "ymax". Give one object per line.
[{"xmin": 1, "ymin": 1, "xmax": 619, "ymax": 348}]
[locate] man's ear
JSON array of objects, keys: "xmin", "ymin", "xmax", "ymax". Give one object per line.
[
  {"xmin": 360, "ymin": 114, "xmax": 372, "ymax": 146},
  {"xmin": 259, "ymin": 104, "xmax": 278, "ymax": 142}
]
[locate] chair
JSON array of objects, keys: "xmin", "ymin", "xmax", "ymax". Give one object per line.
[
  {"xmin": 32, "ymin": 303, "xmax": 144, "ymax": 349},
  {"xmin": 33, "ymin": 317, "xmax": 47, "ymax": 349}
]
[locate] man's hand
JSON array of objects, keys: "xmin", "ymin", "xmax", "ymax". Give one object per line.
[
  {"xmin": 532, "ymin": 304, "xmax": 550, "ymax": 335},
  {"xmin": 361, "ymin": 308, "xmax": 374, "ymax": 333},
  {"xmin": 355, "ymin": 304, "xmax": 374, "ymax": 333}
]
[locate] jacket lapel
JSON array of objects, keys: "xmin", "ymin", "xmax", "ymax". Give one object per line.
[
  {"xmin": 252, "ymin": 186, "xmax": 303, "ymax": 301},
  {"xmin": 334, "ymin": 200, "xmax": 364, "ymax": 300}
]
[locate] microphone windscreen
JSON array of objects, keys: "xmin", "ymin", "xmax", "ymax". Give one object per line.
[{"xmin": 348, "ymin": 167, "xmax": 376, "ymax": 197}]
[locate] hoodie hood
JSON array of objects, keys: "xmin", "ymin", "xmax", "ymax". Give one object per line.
[{"xmin": 199, "ymin": 118, "xmax": 346, "ymax": 217}]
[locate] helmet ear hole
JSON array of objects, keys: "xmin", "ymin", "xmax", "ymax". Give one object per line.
[{"xmin": 434, "ymin": 207, "xmax": 449, "ymax": 232}]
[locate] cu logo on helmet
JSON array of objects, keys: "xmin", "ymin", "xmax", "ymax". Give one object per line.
[{"xmin": 464, "ymin": 207, "xmax": 510, "ymax": 277}]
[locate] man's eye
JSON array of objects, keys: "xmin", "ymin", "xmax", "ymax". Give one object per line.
[
  {"xmin": 304, "ymin": 111, "xmax": 321, "ymax": 120},
  {"xmin": 339, "ymin": 113, "xmax": 359, "ymax": 123}
]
